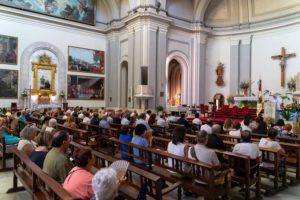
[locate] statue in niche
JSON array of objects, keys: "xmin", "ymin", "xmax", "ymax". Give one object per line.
[{"xmin": 216, "ymin": 62, "xmax": 225, "ymax": 86}]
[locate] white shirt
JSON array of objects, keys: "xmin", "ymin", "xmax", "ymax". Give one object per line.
[
  {"xmin": 167, "ymin": 116, "xmax": 178, "ymax": 123},
  {"xmin": 200, "ymin": 124, "xmax": 212, "ymax": 134},
  {"xmin": 107, "ymin": 116, "xmax": 113, "ymax": 124},
  {"xmin": 121, "ymin": 118, "xmax": 130, "ymax": 125},
  {"xmin": 135, "ymin": 119, "xmax": 152, "ymax": 131},
  {"xmin": 188, "ymin": 144, "xmax": 220, "ymax": 166},
  {"xmin": 167, "ymin": 142, "xmax": 185, "ymax": 167},
  {"xmin": 83, "ymin": 117, "xmax": 91, "ymax": 124},
  {"xmin": 17, "ymin": 140, "xmax": 36, "ymax": 151},
  {"xmin": 233, "ymin": 143, "xmax": 261, "ymax": 159},
  {"xmin": 192, "ymin": 118, "xmax": 202, "ymax": 125},
  {"xmin": 78, "ymin": 113, "xmax": 84, "ymax": 119},
  {"xmin": 157, "ymin": 118, "xmax": 169, "ymax": 128},
  {"xmin": 258, "ymin": 138, "xmax": 282, "ymax": 167},
  {"xmin": 229, "ymin": 130, "xmax": 241, "ymax": 137},
  {"xmin": 241, "ymin": 125, "xmax": 252, "ymax": 132}
]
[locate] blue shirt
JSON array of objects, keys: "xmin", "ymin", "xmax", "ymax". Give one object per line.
[
  {"xmin": 135, "ymin": 119, "xmax": 152, "ymax": 132},
  {"xmin": 99, "ymin": 120, "xmax": 110, "ymax": 129},
  {"xmin": 30, "ymin": 151, "xmax": 47, "ymax": 168},
  {"xmin": 131, "ymin": 136, "xmax": 149, "ymax": 164},
  {"xmin": 119, "ymin": 134, "xmax": 133, "ymax": 160},
  {"xmin": 25, "ymin": 112, "xmax": 31, "ymax": 121}
]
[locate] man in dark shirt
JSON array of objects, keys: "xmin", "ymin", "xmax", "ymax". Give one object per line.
[
  {"xmin": 177, "ymin": 113, "xmax": 189, "ymax": 129},
  {"xmin": 206, "ymin": 124, "xmax": 225, "ymax": 150}
]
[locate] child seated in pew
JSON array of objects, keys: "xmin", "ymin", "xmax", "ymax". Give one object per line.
[
  {"xmin": 131, "ymin": 124, "xmax": 149, "ymax": 165},
  {"xmin": 118, "ymin": 125, "xmax": 132, "ymax": 160},
  {"xmin": 63, "ymin": 148, "xmax": 95, "ymax": 200}
]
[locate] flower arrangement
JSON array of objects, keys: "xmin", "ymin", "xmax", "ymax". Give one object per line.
[
  {"xmin": 59, "ymin": 91, "xmax": 65, "ymax": 98},
  {"xmin": 226, "ymin": 95, "xmax": 235, "ymax": 105},
  {"xmin": 156, "ymin": 105, "xmax": 164, "ymax": 113},
  {"xmin": 239, "ymin": 81, "xmax": 250, "ymax": 90},
  {"xmin": 21, "ymin": 90, "xmax": 28, "ymax": 97},
  {"xmin": 287, "ymin": 78, "xmax": 296, "ymax": 92}
]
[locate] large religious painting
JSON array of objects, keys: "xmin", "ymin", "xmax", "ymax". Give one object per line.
[
  {"xmin": 0, "ymin": 69, "xmax": 18, "ymax": 98},
  {"xmin": 0, "ymin": 0, "xmax": 95, "ymax": 25},
  {"xmin": 68, "ymin": 46, "xmax": 105, "ymax": 74},
  {"xmin": 67, "ymin": 75, "xmax": 104, "ymax": 100},
  {"xmin": 0, "ymin": 34, "xmax": 18, "ymax": 64}
]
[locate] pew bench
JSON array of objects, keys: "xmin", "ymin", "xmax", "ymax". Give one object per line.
[
  {"xmin": 109, "ymin": 137, "xmax": 231, "ymax": 200},
  {"xmin": 0, "ymin": 134, "xmax": 18, "ymax": 171},
  {"xmin": 6, "ymin": 147, "xmax": 73, "ymax": 200},
  {"xmin": 69, "ymin": 141, "xmax": 179, "ymax": 200}
]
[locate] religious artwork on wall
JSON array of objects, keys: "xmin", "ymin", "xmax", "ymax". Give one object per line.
[
  {"xmin": 0, "ymin": 34, "xmax": 18, "ymax": 64},
  {"xmin": 0, "ymin": 0, "xmax": 95, "ymax": 25},
  {"xmin": 67, "ymin": 75, "xmax": 104, "ymax": 100},
  {"xmin": 271, "ymin": 47, "xmax": 296, "ymax": 88},
  {"xmin": 0, "ymin": 69, "xmax": 18, "ymax": 98},
  {"xmin": 68, "ymin": 46, "xmax": 105, "ymax": 74},
  {"xmin": 215, "ymin": 62, "xmax": 224, "ymax": 86}
]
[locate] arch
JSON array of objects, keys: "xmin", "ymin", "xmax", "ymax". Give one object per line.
[
  {"xmin": 166, "ymin": 51, "xmax": 190, "ymax": 105},
  {"xmin": 213, "ymin": 93, "xmax": 225, "ymax": 110},
  {"xmin": 120, "ymin": 60, "xmax": 129, "ymax": 108},
  {"xmin": 20, "ymin": 42, "xmax": 66, "ymax": 102},
  {"xmin": 193, "ymin": 0, "xmax": 211, "ymax": 22}
]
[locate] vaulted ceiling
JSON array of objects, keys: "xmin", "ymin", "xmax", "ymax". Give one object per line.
[{"xmin": 96, "ymin": 0, "xmax": 300, "ymax": 28}]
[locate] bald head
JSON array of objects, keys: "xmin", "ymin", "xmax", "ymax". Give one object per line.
[{"xmin": 212, "ymin": 124, "xmax": 221, "ymax": 134}]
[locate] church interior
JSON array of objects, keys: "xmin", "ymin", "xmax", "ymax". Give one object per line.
[{"xmin": 2, "ymin": 0, "xmax": 300, "ymax": 199}]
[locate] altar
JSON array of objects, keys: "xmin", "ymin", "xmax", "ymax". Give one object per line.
[{"xmin": 234, "ymin": 96, "xmax": 274, "ymax": 108}]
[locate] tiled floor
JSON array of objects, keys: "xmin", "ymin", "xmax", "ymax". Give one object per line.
[{"xmin": 1, "ymin": 158, "xmax": 300, "ymax": 200}]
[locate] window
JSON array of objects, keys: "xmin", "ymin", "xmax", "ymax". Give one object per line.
[{"xmin": 141, "ymin": 67, "xmax": 148, "ymax": 85}]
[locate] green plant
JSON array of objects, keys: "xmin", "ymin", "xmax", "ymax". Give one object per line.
[
  {"xmin": 226, "ymin": 95, "xmax": 234, "ymax": 105},
  {"xmin": 59, "ymin": 91, "xmax": 65, "ymax": 98},
  {"xmin": 156, "ymin": 105, "xmax": 164, "ymax": 113},
  {"xmin": 21, "ymin": 90, "xmax": 28, "ymax": 97},
  {"xmin": 281, "ymin": 109, "xmax": 291, "ymax": 121},
  {"xmin": 0, "ymin": 108, "xmax": 7, "ymax": 114},
  {"xmin": 240, "ymin": 80, "xmax": 250, "ymax": 90}
]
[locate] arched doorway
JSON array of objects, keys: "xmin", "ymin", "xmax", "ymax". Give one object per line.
[
  {"xmin": 213, "ymin": 93, "xmax": 225, "ymax": 110},
  {"xmin": 120, "ymin": 61, "xmax": 128, "ymax": 108},
  {"xmin": 168, "ymin": 59, "xmax": 182, "ymax": 106}
]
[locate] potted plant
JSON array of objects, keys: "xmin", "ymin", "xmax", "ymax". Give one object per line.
[
  {"xmin": 59, "ymin": 91, "xmax": 65, "ymax": 98},
  {"xmin": 287, "ymin": 78, "xmax": 296, "ymax": 92},
  {"xmin": 21, "ymin": 90, "xmax": 28, "ymax": 98},
  {"xmin": 281, "ymin": 109, "xmax": 291, "ymax": 121},
  {"xmin": 156, "ymin": 105, "xmax": 164, "ymax": 115},
  {"xmin": 226, "ymin": 95, "xmax": 235, "ymax": 107},
  {"xmin": 0, "ymin": 108, "xmax": 7, "ymax": 114},
  {"xmin": 240, "ymin": 81, "xmax": 250, "ymax": 96}
]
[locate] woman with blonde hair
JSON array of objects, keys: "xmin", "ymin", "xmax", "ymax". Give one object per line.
[{"xmin": 63, "ymin": 116, "xmax": 77, "ymax": 129}]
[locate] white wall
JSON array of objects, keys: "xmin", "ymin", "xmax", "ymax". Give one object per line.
[
  {"xmin": 205, "ymin": 37, "xmax": 231, "ymax": 103},
  {"xmin": 0, "ymin": 13, "xmax": 106, "ymax": 108},
  {"xmin": 251, "ymin": 25, "xmax": 300, "ymax": 95}
]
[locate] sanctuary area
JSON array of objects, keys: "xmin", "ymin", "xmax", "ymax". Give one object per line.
[{"xmin": 1, "ymin": 1, "xmax": 300, "ymax": 200}]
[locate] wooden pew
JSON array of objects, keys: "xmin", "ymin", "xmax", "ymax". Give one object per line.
[
  {"xmin": 151, "ymin": 136, "xmax": 261, "ymax": 200},
  {"xmin": 56, "ymin": 124, "xmax": 97, "ymax": 147},
  {"xmin": 69, "ymin": 141, "xmax": 180, "ymax": 200},
  {"xmin": 0, "ymin": 134, "xmax": 18, "ymax": 171},
  {"xmin": 109, "ymin": 137, "xmax": 231, "ymax": 200},
  {"xmin": 6, "ymin": 147, "xmax": 73, "ymax": 200},
  {"xmin": 258, "ymin": 146, "xmax": 287, "ymax": 194}
]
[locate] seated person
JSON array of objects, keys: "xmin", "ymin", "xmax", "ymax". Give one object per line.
[
  {"xmin": 223, "ymin": 118, "xmax": 233, "ymax": 133},
  {"xmin": 136, "ymin": 113, "xmax": 152, "ymax": 132},
  {"xmin": 229, "ymin": 122, "xmax": 242, "ymax": 138},
  {"xmin": 43, "ymin": 130, "xmax": 73, "ymax": 184},
  {"xmin": 188, "ymin": 130, "xmax": 221, "ymax": 176},
  {"xmin": 156, "ymin": 114, "xmax": 169, "ymax": 128},
  {"xmin": 63, "ymin": 149, "xmax": 95, "ymax": 200},
  {"xmin": 121, "ymin": 113, "xmax": 130, "ymax": 125},
  {"xmin": 90, "ymin": 112, "xmax": 99, "ymax": 126},
  {"xmin": 30, "ymin": 131, "xmax": 53, "ymax": 168},
  {"xmin": 0, "ymin": 117, "xmax": 20, "ymax": 145},
  {"xmin": 91, "ymin": 168, "xmax": 126, "ymax": 200},
  {"xmin": 279, "ymin": 123, "xmax": 293, "ymax": 137},
  {"xmin": 131, "ymin": 124, "xmax": 148, "ymax": 165},
  {"xmin": 118, "ymin": 125, "xmax": 132, "ymax": 160},
  {"xmin": 83, "ymin": 112, "xmax": 91, "ymax": 124},
  {"xmin": 192, "ymin": 113, "xmax": 202, "ymax": 125},
  {"xmin": 232, "ymin": 130, "xmax": 261, "ymax": 176},
  {"xmin": 63, "ymin": 116, "xmax": 78, "ymax": 129},
  {"xmin": 200, "ymin": 121, "xmax": 212, "ymax": 134},
  {"xmin": 99, "ymin": 115, "xmax": 110, "ymax": 129},
  {"xmin": 176, "ymin": 113, "xmax": 189, "ymax": 129},
  {"xmin": 167, "ymin": 127, "xmax": 187, "ymax": 167},
  {"xmin": 148, "ymin": 113, "xmax": 157, "ymax": 126},
  {"xmin": 259, "ymin": 128, "xmax": 285, "ymax": 168},
  {"xmin": 207, "ymin": 124, "xmax": 225, "ymax": 150},
  {"xmin": 17, "ymin": 124, "xmax": 39, "ymax": 156},
  {"xmin": 18, "ymin": 110, "xmax": 29, "ymax": 131}
]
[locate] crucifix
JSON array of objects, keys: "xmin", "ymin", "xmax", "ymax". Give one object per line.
[{"xmin": 271, "ymin": 47, "xmax": 296, "ymax": 87}]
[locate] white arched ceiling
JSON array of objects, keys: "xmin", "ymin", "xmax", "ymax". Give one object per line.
[
  {"xmin": 166, "ymin": 0, "xmax": 194, "ymax": 21},
  {"xmin": 193, "ymin": 0, "xmax": 211, "ymax": 22},
  {"xmin": 120, "ymin": 0, "xmax": 130, "ymax": 19}
]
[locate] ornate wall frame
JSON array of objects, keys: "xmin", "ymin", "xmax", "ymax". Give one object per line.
[{"xmin": 31, "ymin": 54, "xmax": 56, "ymax": 96}]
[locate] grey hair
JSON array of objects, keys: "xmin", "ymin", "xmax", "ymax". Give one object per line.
[
  {"xmin": 196, "ymin": 130, "xmax": 208, "ymax": 144},
  {"xmin": 20, "ymin": 124, "xmax": 39, "ymax": 139},
  {"xmin": 92, "ymin": 168, "xmax": 118, "ymax": 200},
  {"xmin": 49, "ymin": 118, "xmax": 57, "ymax": 128},
  {"xmin": 212, "ymin": 124, "xmax": 221, "ymax": 134}
]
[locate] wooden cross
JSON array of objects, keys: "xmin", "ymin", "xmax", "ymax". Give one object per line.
[{"xmin": 271, "ymin": 47, "xmax": 296, "ymax": 87}]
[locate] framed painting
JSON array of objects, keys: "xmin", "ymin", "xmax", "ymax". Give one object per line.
[
  {"xmin": 68, "ymin": 46, "xmax": 105, "ymax": 74},
  {"xmin": 0, "ymin": 0, "xmax": 95, "ymax": 25},
  {"xmin": 0, "ymin": 69, "xmax": 18, "ymax": 98},
  {"xmin": 0, "ymin": 34, "xmax": 18, "ymax": 65},
  {"xmin": 67, "ymin": 75, "xmax": 104, "ymax": 100}
]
